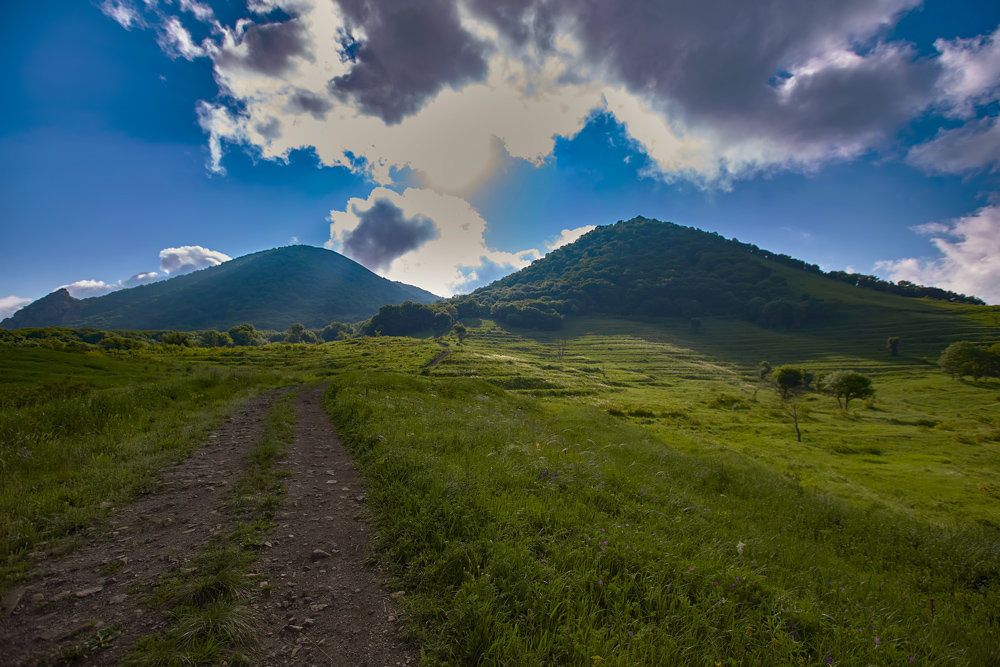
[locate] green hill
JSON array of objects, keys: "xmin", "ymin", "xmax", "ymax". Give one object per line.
[
  {"xmin": 1, "ymin": 245, "xmax": 438, "ymax": 331},
  {"xmin": 451, "ymin": 217, "xmax": 992, "ymax": 348}
]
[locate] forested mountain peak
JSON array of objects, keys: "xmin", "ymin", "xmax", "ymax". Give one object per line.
[{"xmin": 2, "ymin": 245, "xmax": 438, "ymax": 331}]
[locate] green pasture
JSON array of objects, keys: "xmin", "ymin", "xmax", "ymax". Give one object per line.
[{"xmin": 1, "ymin": 309, "xmax": 997, "ymax": 664}]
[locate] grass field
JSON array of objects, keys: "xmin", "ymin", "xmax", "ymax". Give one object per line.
[{"xmin": 2, "ymin": 309, "xmax": 997, "ymax": 664}]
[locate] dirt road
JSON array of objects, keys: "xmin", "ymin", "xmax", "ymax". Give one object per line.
[{"xmin": 0, "ymin": 385, "xmax": 416, "ymax": 666}]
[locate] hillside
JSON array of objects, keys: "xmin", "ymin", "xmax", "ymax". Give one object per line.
[
  {"xmin": 1, "ymin": 246, "xmax": 438, "ymax": 331},
  {"xmin": 452, "ymin": 217, "xmax": 989, "ymax": 335}
]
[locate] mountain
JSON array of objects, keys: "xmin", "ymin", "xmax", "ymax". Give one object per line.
[
  {"xmin": 2, "ymin": 246, "xmax": 439, "ymax": 331},
  {"xmin": 452, "ymin": 217, "xmax": 987, "ymax": 332}
]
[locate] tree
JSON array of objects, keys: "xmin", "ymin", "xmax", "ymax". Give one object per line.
[
  {"xmin": 752, "ymin": 361, "xmax": 772, "ymax": 400},
  {"xmin": 198, "ymin": 330, "xmax": 233, "ymax": 347},
  {"xmin": 773, "ymin": 365, "xmax": 805, "ymax": 400},
  {"xmin": 321, "ymin": 322, "xmax": 351, "ymax": 342},
  {"xmin": 821, "ymin": 370, "xmax": 874, "ymax": 410},
  {"xmin": 228, "ymin": 323, "xmax": 261, "ymax": 346},
  {"xmin": 284, "ymin": 323, "xmax": 318, "ymax": 343},
  {"xmin": 161, "ymin": 331, "xmax": 191, "ymax": 347},
  {"xmin": 773, "ymin": 365, "xmax": 807, "ymax": 441},
  {"xmin": 939, "ymin": 341, "xmax": 991, "ymax": 379},
  {"xmin": 887, "ymin": 336, "xmax": 900, "ymax": 357},
  {"xmin": 453, "ymin": 322, "xmax": 467, "ymax": 343}
]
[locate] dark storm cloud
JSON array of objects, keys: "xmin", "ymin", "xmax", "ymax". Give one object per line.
[
  {"xmin": 287, "ymin": 89, "xmax": 332, "ymax": 119},
  {"xmin": 558, "ymin": 0, "xmax": 929, "ymax": 144},
  {"xmin": 216, "ymin": 19, "xmax": 310, "ymax": 75},
  {"xmin": 466, "ymin": 0, "xmax": 933, "ymax": 154},
  {"xmin": 343, "ymin": 199, "xmax": 438, "ymax": 271},
  {"xmin": 329, "ymin": 0, "xmax": 490, "ymax": 124},
  {"xmin": 772, "ymin": 46, "xmax": 936, "ymax": 146}
]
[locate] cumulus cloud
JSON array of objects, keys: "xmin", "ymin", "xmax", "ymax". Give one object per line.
[
  {"xmin": 934, "ymin": 26, "xmax": 1000, "ymax": 119},
  {"xmin": 328, "ymin": 187, "xmax": 539, "ymax": 296},
  {"xmin": 547, "ymin": 225, "xmax": 597, "ymax": 251},
  {"xmin": 123, "ymin": 271, "xmax": 161, "ymax": 287},
  {"xmin": 330, "ymin": 0, "xmax": 490, "ymax": 124},
  {"xmin": 0, "ymin": 296, "xmax": 32, "ymax": 320},
  {"xmin": 108, "ymin": 0, "xmax": 1000, "ymax": 189},
  {"xmin": 58, "ymin": 279, "xmax": 122, "ymax": 298},
  {"xmin": 109, "ymin": 0, "xmax": 997, "ymax": 191},
  {"xmin": 907, "ymin": 116, "xmax": 1000, "ymax": 174},
  {"xmin": 158, "ymin": 246, "xmax": 232, "ymax": 275},
  {"xmin": 341, "ymin": 199, "xmax": 438, "ymax": 271},
  {"xmin": 53, "ymin": 246, "xmax": 231, "ymax": 300},
  {"xmin": 875, "ymin": 205, "xmax": 1000, "ymax": 304}
]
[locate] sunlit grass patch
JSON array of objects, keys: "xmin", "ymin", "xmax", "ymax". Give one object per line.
[{"xmin": 326, "ymin": 366, "xmax": 999, "ymax": 665}]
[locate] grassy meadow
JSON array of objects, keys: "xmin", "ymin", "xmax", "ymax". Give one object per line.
[{"xmin": 1, "ymin": 306, "xmax": 998, "ymax": 664}]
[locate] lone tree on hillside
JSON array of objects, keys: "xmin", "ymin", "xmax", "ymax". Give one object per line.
[
  {"xmin": 887, "ymin": 336, "xmax": 900, "ymax": 356},
  {"xmin": 773, "ymin": 365, "xmax": 808, "ymax": 441},
  {"xmin": 820, "ymin": 370, "xmax": 874, "ymax": 410},
  {"xmin": 773, "ymin": 365, "xmax": 805, "ymax": 400},
  {"xmin": 752, "ymin": 360, "xmax": 772, "ymax": 400},
  {"xmin": 453, "ymin": 322, "xmax": 467, "ymax": 343}
]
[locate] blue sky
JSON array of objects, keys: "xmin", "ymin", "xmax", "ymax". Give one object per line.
[{"xmin": 2, "ymin": 0, "xmax": 1000, "ymax": 319}]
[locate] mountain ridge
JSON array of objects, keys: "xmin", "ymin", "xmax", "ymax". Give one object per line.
[{"xmin": 2, "ymin": 245, "xmax": 439, "ymax": 331}]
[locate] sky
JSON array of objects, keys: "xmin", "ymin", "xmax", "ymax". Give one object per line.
[{"xmin": 2, "ymin": 0, "xmax": 1000, "ymax": 320}]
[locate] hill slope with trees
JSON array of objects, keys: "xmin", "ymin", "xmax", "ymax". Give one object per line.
[
  {"xmin": 1, "ymin": 246, "xmax": 438, "ymax": 331},
  {"xmin": 451, "ymin": 217, "xmax": 985, "ymax": 331}
]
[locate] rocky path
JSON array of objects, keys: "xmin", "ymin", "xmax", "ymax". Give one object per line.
[
  {"xmin": 0, "ymin": 385, "xmax": 416, "ymax": 666},
  {"xmin": 251, "ymin": 385, "xmax": 415, "ymax": 666}
]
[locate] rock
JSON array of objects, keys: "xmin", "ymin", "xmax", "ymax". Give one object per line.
[
  {"xmin": 311, "ymin": 549, "xmax": 332, "ymax": 561},
  {"xmin": 390, "ymin": 590, "xmax": 405, "ymax": 599},
  {"xmin": 1, "ymin": 587, "xmax": 26, "ymax": 616},
  {"xmin": 74, "ymin": 586, "xmax": 104, "ymax": 598}
]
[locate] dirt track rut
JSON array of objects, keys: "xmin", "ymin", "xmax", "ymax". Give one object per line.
[{"xmin": 0, "ymin": 385, "xmax": 415, "ymax": 666}]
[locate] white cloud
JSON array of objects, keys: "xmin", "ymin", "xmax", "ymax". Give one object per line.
[
  {"xmin": 0, "ymin": 296, "xmax": 32, "ymax": 320},
  {"xmin": 546, "ymin": 225, "xmax": 597, "ymax": 251},
  {"xmin": 123, "ymin": 271, "xmax": 161, "ymax": 287},
  {"xmin": 58, "ymin": 279, "xmax": 122, "ymax": 298},
  {"xmin": 934, "ymin": 26, "xmax": 1000, "ymax": 118},
  {"xmin": 158, "ymin": 16, "xmax": 208, "ymax": 60},
  {"xmin": 51, "ymin": 246, "xmax": 230, "ymax": 300},
  {"xmin": 158, "ymin": 246, "xmax": 232, "ymax": 274},
  {"xmin": 875, "ymin": 205, "xmax": 1000, "ymax": 304},
  {"xmin": 328, "ymin": 187, "xmax": 539, "ymax": 296},
  {"xmin": 907, "ymin": 115, "xmax": 1000, "ymax": 174},
  {"xmin": 105, "ymin": 0, "xmax": 1000, "ymax": 196},
  {"xmin": 99, "ymin": 0, "xmax": 142, "ymax": 30}
]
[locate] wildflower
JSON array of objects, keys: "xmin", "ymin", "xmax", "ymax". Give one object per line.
[
  {"xmin": 598, "ymin": 579, "xmax": 604, "ymax": 585},
  {"xmin": 736, "ymin": 541, "xmax": 745, "ymax": 556},
  {"xmin": 874, "ymin": 637, "xmax": 881, "ymax": 646},
  {"xmin": 535, "ymin": 442, "xmax": 540, "ymax": 448}
]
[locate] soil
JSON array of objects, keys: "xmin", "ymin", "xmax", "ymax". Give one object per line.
[{"xmin": 0, "ymin": 385, "xmax": 417, "ymax": 666}]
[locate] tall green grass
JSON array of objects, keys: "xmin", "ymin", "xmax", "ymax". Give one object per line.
[
  {"xmin": 326, "ymin": 367, "xmax": 998, "ymax": 665},
  {"xmin": 0, "ymin": 347, "xmax": 285, "ymax": 594}
]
